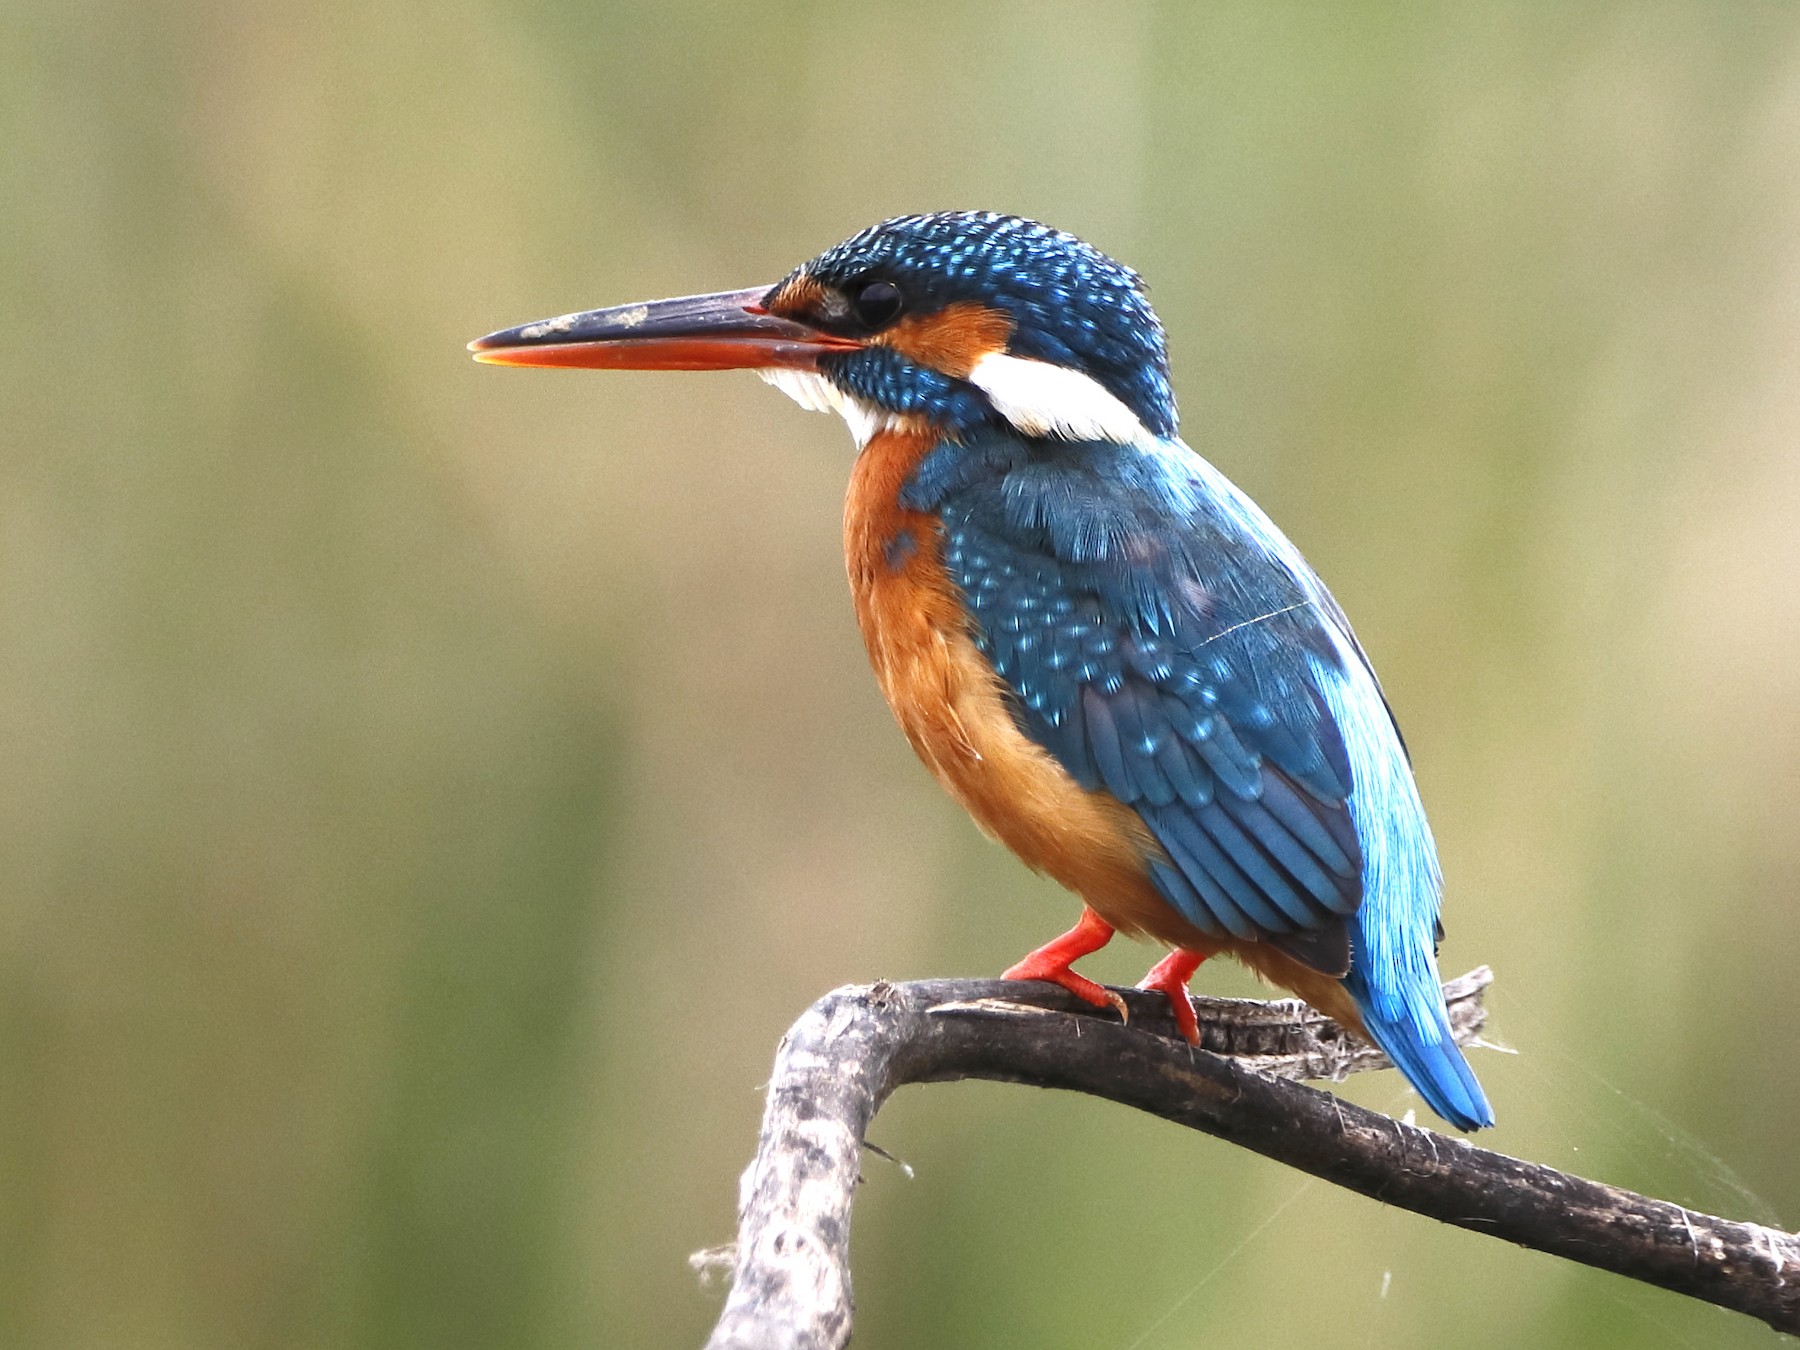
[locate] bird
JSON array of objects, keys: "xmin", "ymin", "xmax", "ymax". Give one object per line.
[{"xmin": 470, "ymin": 211, "xmax": 1494, "ymax": 1130}]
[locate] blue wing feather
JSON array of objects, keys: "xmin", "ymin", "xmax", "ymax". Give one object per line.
[
  {"xmin": 916, "ymin": 425, "xmax": 1493, "ymax": 1128},
  {"xmin": 921, "ymin": 427, "xmax": 1362, "ymax": 968}
]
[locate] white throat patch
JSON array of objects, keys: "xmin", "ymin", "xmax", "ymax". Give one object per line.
[
  {"xmin": 758, "ymin": 368, "xmax": 894, "ymax": 448},
  {"xmin": 967, "ymin": 351, "xmax": 1152, "ymax": 445}
]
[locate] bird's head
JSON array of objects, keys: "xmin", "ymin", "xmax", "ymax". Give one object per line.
[{"xmin": 471, "ymin": 212, "xmax": 1176, "ymax": 446}]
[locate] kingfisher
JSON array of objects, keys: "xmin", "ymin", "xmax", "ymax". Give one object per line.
[{"xmin": 471, "ymin": 211, "xmax": 1494, "ymax": 1130}]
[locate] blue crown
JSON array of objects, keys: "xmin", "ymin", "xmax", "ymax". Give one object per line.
[{"xmin": 795, "ymin": 212, "xmax": 1177, "ymax": 439}]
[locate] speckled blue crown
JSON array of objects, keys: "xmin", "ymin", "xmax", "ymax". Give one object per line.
[{"xmin": 798, "ymin": 212, "xmax": 1178, "ymax": 439}]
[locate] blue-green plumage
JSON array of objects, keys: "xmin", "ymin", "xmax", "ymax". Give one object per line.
[
  {"xmin": 472, "ymin": 209, "xmax": 1495, "ymax": 1130},
  {"xmin": 904, "ymin": 416, "xmax": 1493, "ymax": 1128},
  {"xmin": 907, "ymin": 427, "xmax": 1359, "ymax": 933}
]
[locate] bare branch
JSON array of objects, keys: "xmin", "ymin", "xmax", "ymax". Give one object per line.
[{"xmin": 698, "ymin": 970, "xmax": 1800, "ymax": 1349}]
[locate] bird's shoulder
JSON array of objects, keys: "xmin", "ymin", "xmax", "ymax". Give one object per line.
[
  {"xmin": 903, "ymin": 429, "xmax": 1376, "ymax": 966},
  {"xmin": 903, "ymin": 429, "xmax": 1352, "ymax": 791}
]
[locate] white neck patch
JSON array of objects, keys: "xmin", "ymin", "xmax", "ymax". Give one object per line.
[
  {"xmin": 758, "ymin": 368, "xmax": 894, "ymax": 449},
  {"xmin": 761, "ymin": 353, "xmax": 1154, "ymax": 450},
  {"xmin": 967, "ymin": 351, "xmax": 1152, "ymax": 445}
]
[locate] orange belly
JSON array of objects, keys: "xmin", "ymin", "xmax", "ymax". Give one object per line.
[
  {"xmin": 842, "ymin": 424, "xmax": 1369, "ymax": 1036},
  {"xmin": 843, "ymin": 425, "xmax": 1187, "ymax": 945}
]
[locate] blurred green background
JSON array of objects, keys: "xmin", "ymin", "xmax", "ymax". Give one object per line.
[{"xmin": 5, "ymin": 2, "xmax": 1800, "ymax": 1346}]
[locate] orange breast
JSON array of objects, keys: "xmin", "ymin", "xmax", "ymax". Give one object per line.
[
  {"xmin": 844, "ymin": 425, "xmax": 1187, "ymax": 945},
  {"xmin": 840, "ymin": 425, "xmax": 1374, "ymax": 1033}
]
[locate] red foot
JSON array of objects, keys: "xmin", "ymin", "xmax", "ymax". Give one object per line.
[
  {"xmin": 1137, "ymin": 948, "xmax": 1210, "ymax": 1044},
  {"xmin": 1002, "ymin": 907, "xmax": 1128, "ymax": 1022}
]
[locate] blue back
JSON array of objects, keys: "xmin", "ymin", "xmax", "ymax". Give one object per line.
[{"xmin": 907, "ymin": 424, "xmax": 1495, "ymax": 1128}]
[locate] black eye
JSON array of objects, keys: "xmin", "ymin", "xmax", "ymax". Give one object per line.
[{"xmin": 852, "ymin": 279, "xmax": 903, "ymax": 329}]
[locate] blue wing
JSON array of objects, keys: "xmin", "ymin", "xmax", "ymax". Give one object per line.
[
  {"xmin": 908, "ymin": 429, "xmax": 1367, "ymax": 975},
  {"xmin": 907, "ymin": 426, "xmax": 1494, "ymax": 1128}
]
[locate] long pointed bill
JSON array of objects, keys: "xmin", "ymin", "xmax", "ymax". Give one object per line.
[{"xmin": 468, "ymin": 286, "xmax": 861, "ymax": 371}]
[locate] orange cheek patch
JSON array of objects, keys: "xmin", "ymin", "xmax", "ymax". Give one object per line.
[{"xmin": 875, "ymin": 302, "xmax": 1013, "ymax": 378}]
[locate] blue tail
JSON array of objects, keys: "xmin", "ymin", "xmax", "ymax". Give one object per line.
[
  {"xmin": 1304, "ymin": 647, "xmax": 1494, "ymax": 1131},
  {"xmin": 1344, "ymin": 966, "xmax": 1493, "ymax": 1131}
]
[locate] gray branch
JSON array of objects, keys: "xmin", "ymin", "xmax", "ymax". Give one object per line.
[{"xmin": 697, "ymin": 969, "xmax": 1800, "ymax": 1349}]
